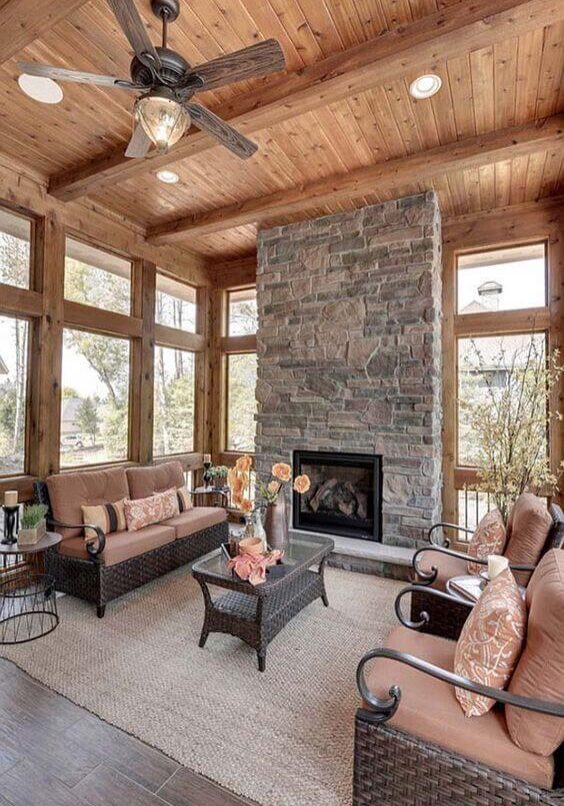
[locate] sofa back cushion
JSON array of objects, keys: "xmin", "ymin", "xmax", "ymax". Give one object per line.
[
  {"xmin": 126, "ymin": 461, "xmax": 184, "ymax": 500},
  {"xmin": 506, "ymin": 549, "xmax": 564, "ymax": 756},
  {"xmin": 47, "ymin": 466, "xmax": 129, "ymax": 539},
  {"xmin": 504, "ymin": 493, "xmax": 552, "ymax": 583}
]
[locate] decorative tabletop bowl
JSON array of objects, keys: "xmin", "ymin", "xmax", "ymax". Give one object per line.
[{"xmin": 239, "ymin": 537, "xmax": 264, "ymax": 556}]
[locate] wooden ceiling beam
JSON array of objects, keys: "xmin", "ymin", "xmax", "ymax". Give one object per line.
[
  {"xmin": 48, "ymin": 0, "xmax": 562, "ymax": 202},
  {"xmin": 0, "ymin": 0, "xmax": 90, "ymax": 64},
  {"xmin": 146, "ymin": 116, "xmax": 564, "ymax": 244}
]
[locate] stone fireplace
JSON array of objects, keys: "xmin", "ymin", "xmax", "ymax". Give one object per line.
[{"xmin": 255, "ymin": 191, "xmax": 442, "ymax": 549}]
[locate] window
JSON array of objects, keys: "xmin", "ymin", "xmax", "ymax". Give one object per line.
[
  {"xmin": 0, "ymin": 315, "xmax": 29, "ymax": 475},
  {"xmin": 64, "ymin": 238, "xmax": 131, "ymax": 315},
  {"xmin": 226, "ymin": 353, "xmax": 257, "ymax": 452},
  {"xmin": 154, "ymin": 346, "xmax": 195, "ymax": 456},
  {"xmin": 457, "ymin": 243, "xmax": 546, "ymax": 314},
  {"xmin": 0, "ymin": 207, "xmax": 31, "ymax": 289},
  {"xmin": 228, "ymin": 288, "xmax": 257, "ymax": 335},
  {"xmin": 61, "ymin": 329, "xmax": 130, "ymax": 467},
  {"xmin": 155, "ymin": 273, "xmax": 196, "ymax": 332}
]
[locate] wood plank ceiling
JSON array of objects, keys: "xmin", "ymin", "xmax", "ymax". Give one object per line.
[{"xmin": 0, "ymin": 0, "xmax": 562, "ymax": 260}]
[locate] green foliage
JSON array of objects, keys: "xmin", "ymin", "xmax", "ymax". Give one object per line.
[
  {"xmin": 154, "ymin": 347, "xmax": 195, "ymax": 456},
  {"xmin": 101, "ymin": 402, "xmax": 129, "ymax": 460},
  {"xmin": 227, "ymin": 353, "xmax": 257, "ymax": 452},
  {"xmin": 21, "ymin": 504, "xmax": 48, "ymax": 529},
  {"xmin": 209, "ymin": 465, "xmax": 229, "ymax": 478},
  {"xmin": 76, "ymin": 397, "xmax": 100, "ymax": 445}
]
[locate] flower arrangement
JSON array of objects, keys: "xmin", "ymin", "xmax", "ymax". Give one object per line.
[{"xmin": 257, "ymin": 461, "xmax": 311, "ymax": 502}]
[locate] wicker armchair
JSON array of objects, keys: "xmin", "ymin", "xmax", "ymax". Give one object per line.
[
  {"xmin": 410, "ymin": 501, "xmax": 564, "ymax": 639},
  {"xmin": 354, "ymin": 568, "xmax": 564, "ymax": 806}
]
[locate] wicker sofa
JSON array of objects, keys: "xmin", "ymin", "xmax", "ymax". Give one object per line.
[
  {"xmin": 35, "ymin": 461, "xmax": 228, "ymax": 617},
  {"xmin": 355, "ymin": 549, "xmax": 564, "ymax": 806},
  {"xmin": 410, "ymin": 495, "xmax": 564, "ymax": 639}
]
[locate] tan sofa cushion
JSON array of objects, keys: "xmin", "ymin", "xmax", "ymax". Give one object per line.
[
  {"xmin": 506, "ymin": 550, "xmax": 564, "ymax": 756},
  {"xmin": 126, "ymin": 461, "xmax": 184, "ymax": 500},
  {"xmin": 416, "ymin": 550, "xmax": 468, "ymax": 590},
  {"xmin": 504, "ymin": 493, "xmax": 552, "ymax": 584},
  {"xmin": 58, "ymin": 524, "xmax": 175, "ymax": 566},
  {"xmin": 467, "ymin": 509, "xmax": 506, "ymax": 575},
  {"xmin": 163, "ymin": 506, "xmax": 226, "ymax": 539},
  {"xmin": 454, "ymin": 568, "xmax": 526, "ymax": 717},
  {"xmin": 47, "ymin": 467, "xmax": 129, "ymax": 539},
  {"xmin": 363, "ymin": 626, "xmax": 554, "ymax": 789}
]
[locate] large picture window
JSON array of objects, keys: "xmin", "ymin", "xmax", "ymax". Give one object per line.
[
  {"xmin": 155, "ymin": 273, "xmax": 196, "ymax": 333},
  {"xmin": 226, "ymin": 352, "xmax": 257, "ymax": 453},
  {"xmin": 61, "ymin": 329, "xmax": 130, "ymax": 467},
  {"xmin": 0, "ymin": 315, "xmax": 29, "ymax": 476},
  {"xmin": 64, "ymin": 238, "xmax": 131, "ymax": 315},
  {"xmin": 0, "ymin": 208, "xmax": 32, "ymax": 290},
  {"xmin": 154, "ymin": 346, "xmax": 195, "ymax": 456}
]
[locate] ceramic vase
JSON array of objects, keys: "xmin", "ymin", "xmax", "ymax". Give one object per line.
[{"xmin": 264, "ymin": 491, "xmax": 289, "ymax": 550}]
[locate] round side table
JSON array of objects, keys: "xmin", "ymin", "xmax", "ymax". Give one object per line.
[{"xmin": 0, "ymin": 531, "xmax": 62, "ymax": 645}]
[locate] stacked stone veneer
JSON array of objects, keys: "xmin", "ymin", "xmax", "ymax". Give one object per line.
[{"xmin": 255, "ymin": 192, "xmax": 442, "ymax": 548}]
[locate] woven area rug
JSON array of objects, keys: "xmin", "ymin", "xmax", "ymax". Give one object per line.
[{"xmin": 1, "ymin": 565, "xmax": 401, "ymax": 806}]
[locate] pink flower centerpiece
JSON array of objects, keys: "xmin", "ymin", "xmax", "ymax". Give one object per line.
[{"xmin": 228, "ymin": 549, "xmax": 284, "ymax": 586}]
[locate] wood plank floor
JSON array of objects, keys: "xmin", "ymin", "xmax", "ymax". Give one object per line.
[{"xmin": 0, "ymin": 659, "xmax": 254, "ymax": 806}]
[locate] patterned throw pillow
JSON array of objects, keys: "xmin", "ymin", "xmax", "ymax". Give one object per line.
[
  {"xmin": 177, "ymin": 486, "xmax": 193, "ymax": 512},
  {"xmin": 454, "ymin": 568, "xmax": 527, "ymax": 717},
  {"xmin": 467, "ymin": 509, "xmax": 506, "ymax": 575},
  {"xmin": 82, "ymin": 500, "xmax": 126, "ymax": 541},
  {"xmin": 124, "ymin": 488, "xmax": 179, "ymax": 532}
]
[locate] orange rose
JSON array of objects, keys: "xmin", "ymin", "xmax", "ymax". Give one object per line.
[
  {"xmin": 240, "ymin": 498, "xmax": 253, "ymax": 513},
  {"xmin": 272, "ymin": 462, "xmax": 291, "ymax": 482},
  {"xmin": 236, "ymin": 454, "xmax": 253, "ymax": 472},
  {"xmin": 293, "ymin": 474, "xmax": 311, "ymax": 494}
]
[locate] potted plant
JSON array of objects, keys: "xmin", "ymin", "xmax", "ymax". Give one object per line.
[
  {"xmin": 209, "ymin": 464, "xmax": 229, "ymax": 491},
  {"xmin": 18, "ymin": 503, "xmax": 48, "ymax": 545}
]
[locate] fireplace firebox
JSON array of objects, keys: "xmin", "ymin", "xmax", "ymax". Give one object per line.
[{"xmin": 292, "ymin": 451, "xmax": 382, "ymax": 541}]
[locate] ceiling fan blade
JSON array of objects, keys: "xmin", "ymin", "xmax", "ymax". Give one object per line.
[
  {"xmin": 17, "ymin": 61, "xmax": 139, "ymax": 89},
  {"xmin": 125, "ymin": 124, "xmax": 152, "ymax": 158},
  {"xmin": 106, "ymin": 0, "xmax": 161, "ymax": 69},
  {"xmin": 186, "ymin": 39, "xmax": 285, "ymax": 92},
  {"xmin": 185, "ymin": 103, "xmax": 258, "ymax": 159}
]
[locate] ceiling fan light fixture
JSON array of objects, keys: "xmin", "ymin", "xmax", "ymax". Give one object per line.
[
  {"xmin": 135, "ymin": 93, "xmax": 189, "ymax": 153},
  {"xmin": 18, "ymin": 74, "xmax": 63, "ymax": 104},
  {"xmin": 409, "ymin": 74, "xmax": 442, "ymax": 100}
]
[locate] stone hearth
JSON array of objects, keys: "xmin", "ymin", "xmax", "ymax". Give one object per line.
[{"xmin": 255, "ymin": 191, "xmax": 442, "ymax": 549}]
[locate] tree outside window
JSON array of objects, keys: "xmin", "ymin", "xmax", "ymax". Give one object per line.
[
  {"xmin": 226, "ymin": 353, "xmax": 257, "ymax": 452},
  {"xmin": 0, "ymin": 316, "xmax": 29, "ymax": 476},
  {"xmin": 153, "ymin": 346, "xmax": 195, "ymax": 456}
]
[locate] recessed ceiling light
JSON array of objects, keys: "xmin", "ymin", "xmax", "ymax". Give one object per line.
[
  {"xmin": 156, "ymin": 169, "xmax": 180, "ymax": 184},
  {"xmin": 409, "ymin": 74, "xmax": 442, "ymax": 100},
  {"xmin": 18, "ymin": 73, "xmax": 63, "ymax": 104}
]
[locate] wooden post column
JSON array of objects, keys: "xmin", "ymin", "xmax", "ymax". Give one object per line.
[{"xmin": 130, "ymin": 259, "xmax": 156, "ymax": 465}]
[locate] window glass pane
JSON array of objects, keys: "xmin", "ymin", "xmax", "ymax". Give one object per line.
[
  {"xmin": 0, "ymin": 208, "xmax": 31, "ymax": 289},
  {"xmin": 0, "ymin": 316, "xmax": 29, "ymax": 475},
  {"xmin": 65, "ymin": 238, "xmax": 131, "ymax": 315},
  {"xmin": 228, "ymin": 288, "xmax": 257, "ymax": 335},
  {"xmin": 457, "ymin": 243, "xmax": 546, "ymax": 314},
  {"xmin": 61, "ymin": 329, "xmax": 130, "ymax": 467},
  {"xmin": 154, "ymin": 346, "xmax": 195, "ymax": 456},
  {"xmin": 457, "ymin": 332, "xmax": 547, "ymax": 467},
  {"xmin": 226, "ymin": 353, "xmax": 257, "ymax": 452},
  {"xmin": 155, "ymin": 273, "xmax": 196, "ymax": 333}
]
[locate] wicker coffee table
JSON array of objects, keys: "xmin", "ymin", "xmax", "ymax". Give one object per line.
[{"xmin": 192, "ymin": 534, "xmax": 334, "ymax": 671}]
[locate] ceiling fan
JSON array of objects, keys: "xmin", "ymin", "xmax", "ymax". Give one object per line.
[{"xmin": 17, "ymin": 0, "xmax": 286, "ymax": 160}]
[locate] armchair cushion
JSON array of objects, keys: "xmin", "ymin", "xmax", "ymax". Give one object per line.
[
  {"xmin": 454, "ymin": 568, "xmax": 526, "ymax": 717},
  {"xmin": 126, "ymin": 461, "xmax": 185, "ymax": 500},
  {"xmin": 506, "ymin": 549, "xmax": 564, "ymax": 757},
  {"xmin": 504, "ymin": 493, "xmax": 552, "ymax": 584},
  {"xmin": 467, "ymin": 509, "xmax": 506, "ymax": 574},
  {"xmin": 363, "ymin": 626, "xmax": 554, "ymax": 789},
  {"xmin": 417, "ymin": 551, "xmax": 467, "ymax": 590}
]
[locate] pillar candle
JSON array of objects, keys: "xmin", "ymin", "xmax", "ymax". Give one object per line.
[
  {"xmin": 3, "ymin": 490, "xmax": 18, "ymax": 507},
  {"xmin": 203, "ymin": 453, "xmax": 211, "ymax": 464},
  {"xmin": 488, "ymin": 554, "xmax": 509, "ymax": 579}
]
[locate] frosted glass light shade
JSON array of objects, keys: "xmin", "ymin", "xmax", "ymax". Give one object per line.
[{"xmin": 135, "ymin": 95, "xmax": 189, "ymax": 153}]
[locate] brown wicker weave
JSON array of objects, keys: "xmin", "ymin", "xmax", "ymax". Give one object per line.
[
  {"xmin": 354, "ymin": 714, "xmax": 564, "ymax": 806},
  {"xmin": 45, "ymin": 522, "xmax": 228, "ymax": 617}
]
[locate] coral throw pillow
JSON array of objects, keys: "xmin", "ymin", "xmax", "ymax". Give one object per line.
[
  {"xmin": 124, "ymin": 488, "xmax": 179, "ymax": 531},
  {"xmin": 467, "ymin": 509, "xmax": 506, "ymax": 575},
  {"xmin": 454, "ymin": 568, "xmax": 527, "ymax": 717}
]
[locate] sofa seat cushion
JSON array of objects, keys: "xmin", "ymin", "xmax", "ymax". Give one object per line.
[
  {"xmin": 58, "ymin": 524, "xmax": 175, "ymax": 566},
  {"xmin": 163, "ymin": 507, "xmax": 226, "ymax": 539},
  {"xmin": 417, "ymin": 550, "xmax": 468, "ymax": 590},
  {"xmin": 126, "ymin": 461, "xmax": 184, "ymax": 500},
  {"xmin": 47, "ymin": 466, "xmax": 129, "ymax": 539},
  {"xmin": 363, "ymin": 626, "xmax": 554, "ymax": 790}
]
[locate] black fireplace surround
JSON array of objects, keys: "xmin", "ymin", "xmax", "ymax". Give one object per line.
[{"xmin": 292, "ymin": 450, "xmax": 382, "ymax": 541}]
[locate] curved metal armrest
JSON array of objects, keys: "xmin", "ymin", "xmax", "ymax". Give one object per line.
[
  {"xmin": 412, "ymin": 545, "xmax": 535, "ymax": 585},
  {"xmin": 49, "ymin": 519, "xmax": 106, "ymax": 558},
  {"xmin": 394, "ymin": 585, "xmax": 473, "ymax": 630},
  {"xmin": 357, "ymin": 647, "xmax": 564, "ymax": 724},
  {"xmin": 428, "ymin": 522, "xmax": 473, "ymax": 548}
]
